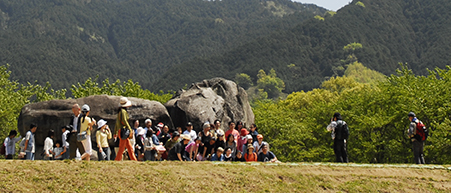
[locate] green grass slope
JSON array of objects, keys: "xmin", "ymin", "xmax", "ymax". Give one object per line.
[{"xmin": 1, "ymin": 161, "xmax": 450, "ymax": 192}]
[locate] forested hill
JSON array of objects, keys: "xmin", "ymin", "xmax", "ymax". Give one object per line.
[
  {"xmin": 0, "ymin": 0, "xmax": 325, "ymax": 89},
  {"xmin": 154, "ymin": 0, "xmax": 451, "ymax": 93}
]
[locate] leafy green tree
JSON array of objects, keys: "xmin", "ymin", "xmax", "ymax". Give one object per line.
[
  {"xmin": 256, "ymin": 69, "xmax": 285, "ymax": 99},
  {"xmin": 70, "ymin": 77, "xmax": 173, "ymax": 104},
  {"xmin": 0, "ymin": 65, "xmax": 65, "ymax": 140},
  {"xmin": 344, "ymin": 62, "xmax": 386, "ymax": 84},
  {"xmin": 234, "ymin": 73, "xmax": 253, "ymax": 90},
  {"xmin": 253, "ymin": 64, "xmax": 451, "ymax": 164}
]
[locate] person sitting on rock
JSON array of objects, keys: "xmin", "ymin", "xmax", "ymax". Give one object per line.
[
  {"xmin": 257, "ymin": 142, "xmax": 278, "ymax": 163},
  {"xmin": 224, "ymin": 147, "xmax": 233, "ymax": 161},
  {"xmin": 212, "ymin": 120, "xmax": 224, "ymax": 139},
  {"xmin": 244, "ymin": 144, "xmax": 257, "ymax": 162},
  {"xmin": 168, "ymin": 134, "xmax": 191, "ymax": 161},
  {"xmin": 210, "ymin": 147, "xmax": 225, "ymax": 161},
  {"xmin": 225, "ymin": 134, "xmax": 237, "ymax": 159},
  {"xmin": 183, "ymin": 122, "xmax": 197, "ymax": 143},
  {"xmin": 234, "ymin": 151, "xmax": 245, "ymax": 162},
  {"xmin": 214, "ymin": 130, "xmax": 226, "ymax": 153},
  {"xmin": 158, "ymin": 125, "xmax": 171, "ymax": 146},
  {"xmin": 237, "ymin": 127, "xmax": 249, "ymax": 153},
  {"xmin": 225, "ymin": 122, "xmax": 239, "ymax": 144},
  {"xmin": 253, "ymin": 134, "xmax": 266, "ymax": 155},
  {"xmin": 198, "ymin": 122, "xmax": 213, "ymax": 160}
]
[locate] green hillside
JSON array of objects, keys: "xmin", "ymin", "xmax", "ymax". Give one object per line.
[
  {"xmin": 0, "ymin": 0, "xmax": 325, "ymax": 89},
  {"xmin": 154, "ymin": 0, "xmax": 451, "ymax": 92}
]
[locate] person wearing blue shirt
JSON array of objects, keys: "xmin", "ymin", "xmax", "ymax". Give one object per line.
[{"xmin": 210, "ymin": 147, "xmax": 225, "ymax": 161}]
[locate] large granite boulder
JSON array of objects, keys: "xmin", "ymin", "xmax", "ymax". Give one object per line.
[
  {"xmin": 17, "ymin": 95, "xmax": 173, "ymax": 151},
  {"xmin": 165, "ymin": 78, "xmax": 254, "ymax": 132}
]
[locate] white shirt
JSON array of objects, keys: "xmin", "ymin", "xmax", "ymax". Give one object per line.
[
  {"xmin": 62, "ymin": 130, "xmax": 70, "ymax": 148},
  {"xmin": 253, "ymin": 141, "xmax": 266, "ymax": 154},
  {"xmin": 73, "ymin": 115, "xmax": 80, "ymax": 132},
  {"xmin": 183, "ymin": 130, "xmax": 197, "ymax": 143},
  {"xmin": 44, "ymin": 137, "xmax": 54, "ymax": 157},
  {"xmin": 25, "ymin": 131, "xmax": 35, "ymax": 153},
  {"xmin": 4, "ymin": 136, "xmax": 21, "ymax": 155}
]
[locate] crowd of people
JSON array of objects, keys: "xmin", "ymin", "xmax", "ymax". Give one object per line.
[{"xmin": 2, "ymin": 97, "xmax": 278, "ymax": 163}]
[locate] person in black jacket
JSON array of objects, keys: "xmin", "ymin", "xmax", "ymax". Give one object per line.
[
  {"xmin": 68, "ymin": 104, "xmax": 85, "ymax": 159},
  {"xmin": 168, "ymin": 134, "xmax": 191, "ymax": 161},
  {"xmin": 327, "ymin": 112, "xmax": 349, "ymax": 163}
]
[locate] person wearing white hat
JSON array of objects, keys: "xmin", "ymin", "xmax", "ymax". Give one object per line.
[
  {"xmin": 114, "ymin": 97, "xmax": 137, "ymax": 161},
  {"xmin": 135, "ymin": 127, "xmax": 147, "ymax": 160},
  {"xmin": 79, "ymin": 104, "xmax": 96, "ymax": 161},
  {"xmin": 96, "ymin": 119, "xmax": 112, "ymax": 161}
]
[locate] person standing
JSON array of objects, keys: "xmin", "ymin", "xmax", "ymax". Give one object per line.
[
  {"xmin": 326, "ymin": 112, "xmax": 349, "ymax": 163},
  {"xmin": 79, "ymin": 104, "xmax": 96, "ymax": 161},
  {"xmin": 61, "ymin": 126, "xmax": 70, "ymax": 159},
  {"xmin": 407, "ymin": 112, "xmax": 426, "ymax": 164},
  {"xmin": 43, "ymin": 130, "xmax": 55, "ymax": 160},
  {"xmin": 96, "ymin": 119, "xmax": 112, "ymax": 161},
  {"xmin": 249, "ymin": 124, "xmax": 259, "ymax": 143},
  {"xmin": 68, "ymin": 104, "xmax": 85, "ymax": 159},
  {"xmin": 212, "ymin": 120, "xmax": 224, "ymax": 139},
  {"xmin": 24, "ymin": 123, "xmax": 37, "ymax": 160},
  {"xmin": 114, "ymin": 97, "xmax": 137, "ymax": 161},
  {"xmin": 3, "ymin": 130, "xmax": 21, "ymax": 159}
]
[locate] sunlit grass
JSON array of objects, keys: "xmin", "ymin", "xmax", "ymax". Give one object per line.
[{"xmin": 0, "ymin": 161, "xmax": 450, "ymax": 192}]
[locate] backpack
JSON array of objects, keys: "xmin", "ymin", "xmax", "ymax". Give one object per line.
[
  {"xmin": 415, "ymin": 120, "xmax": 428, "ymax": 141},
  {"xmin": 334, "ymin": 120, "xmax": 350, "ymax": 140},
  {"xmin": 19, "ymin": 137, "xmax": 26, "ymax": 149},
  {"xmin": 0, "ymin": 142, "xmax": 5, "ymax": 155}
]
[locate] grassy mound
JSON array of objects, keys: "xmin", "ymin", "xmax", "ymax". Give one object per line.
[{"xmin": 1, "ymin": 161, "xmax": 450, "ymax": 192}]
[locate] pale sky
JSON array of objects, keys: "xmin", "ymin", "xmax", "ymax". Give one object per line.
[{"xmin": 294, "ymin": 0, "xmax": 351, "ymax": 11}]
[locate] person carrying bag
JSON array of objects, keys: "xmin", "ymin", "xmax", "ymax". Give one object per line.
[{"xmin": 114, "ymin": 97, "xmax": 137, "ymax": 161}]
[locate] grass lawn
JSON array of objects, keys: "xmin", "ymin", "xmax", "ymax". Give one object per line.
[{"xmin": 1, "ymin": 160, "xmax": 450, "ymax": 192}]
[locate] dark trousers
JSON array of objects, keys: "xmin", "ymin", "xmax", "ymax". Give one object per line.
[
  {"xmin": 412, "ymin": 140, "xmax": 425, "ymax": 164},
  {"xmin": 334, "ymin": 139, "xmax": 348, "ymax": 163},
  {"xmin": 97, "ymin": 147, "xmax": 111, "ymax": 161},
  {"xmin": 68, "ymin": 133, "xmax": 85, "ymax": 159}
]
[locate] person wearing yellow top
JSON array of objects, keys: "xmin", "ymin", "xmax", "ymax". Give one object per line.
[
  {"xmin": 79, "ymin": 104, "xmax": 96, "ymax": 161},
  {"xmin": 96, "ymin": 119, "xmax": 112, "ymax": 161},
  {"xmin": 114, "ymin": 97, "xmax": 137, "ymax": 161}
]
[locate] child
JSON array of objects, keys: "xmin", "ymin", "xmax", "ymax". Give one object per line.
[
  {"xmin": 210, "ymin": 147, "xmax": 224, "ymax": 161},
  {"xmin": 144, "ymin": 131, "xmax": 156, "ymax": 161},
  {"xmin": 53, "ymin": 140, "xmax": 65, "ymax": 160},
  {"xmin": 185, "ymin": 137, "xmax": 201, "ymax": 161}
]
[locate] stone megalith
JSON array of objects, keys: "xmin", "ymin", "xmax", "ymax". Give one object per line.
[
  {"xmin": 17, "ymin": 95, "xmax": 173, "ymax": 150},
  {"xmin": 165, "ymin": 77, "xmax": 254, "ymax": 132}
]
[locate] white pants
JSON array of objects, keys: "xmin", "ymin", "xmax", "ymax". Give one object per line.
[{"xmin": 81, "ymin": 135, "xmax": 92, "ymax": 155}]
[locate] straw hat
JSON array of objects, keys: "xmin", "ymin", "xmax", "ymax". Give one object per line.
[{"xmin": 119, "ymin": 97, "xmax": 132, "ymax": 107}]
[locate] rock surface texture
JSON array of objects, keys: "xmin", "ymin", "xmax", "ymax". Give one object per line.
[
  {"xmin": 165, "ymin": 78, "xmax": 254, "ymax": 132},
  {"xmin": 17, "ymin": 95, "xmax": 173, "ymax": 147}
]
